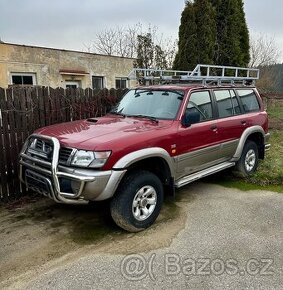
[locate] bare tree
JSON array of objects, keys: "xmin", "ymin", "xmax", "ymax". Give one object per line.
[
  {"xmin": 89, "ymin": 23, "xmax": 177, "ymax": 69},
  {"xmin": 249, "ymin": 33, "xmax": 282, "ymax": 92},
  {"xmin": 126, "ymin": 25, "xmax": 141, "ymax": 58},
  {"xmin": 93, "ymin": 28, "xmax": 120, "ymax": 56},
  {"xmin": 162, "ymin": 38, "xmax": 178, "ymax": 69},
  {"xmin": 90, "ymin": 24, "xmax": 141, "ymax": 57},
  {"xmin": 256, "ymin": 66, "xmax": 281, "ymax": 93},
  {"xmin": 249, "ymin": 33, "xmax": 282, "ymax": 67}
]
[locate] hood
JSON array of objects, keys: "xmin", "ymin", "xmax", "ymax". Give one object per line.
[{"xmin": 35, "ymin": 116, "xmax": 174, "ymax": 150}]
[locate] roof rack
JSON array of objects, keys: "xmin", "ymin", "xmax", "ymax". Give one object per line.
[{"xmin": 128, "ymin": 64, "xmax": 259, "ymax": 86}]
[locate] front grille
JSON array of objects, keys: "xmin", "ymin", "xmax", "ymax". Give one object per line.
[
  {"xmin": 27, "ymin": 138, "xmax": 73, "ymax": 165},
  {"xmin": 27, "ymin": 138, "xmax": 53, "ymax": 161},
  {"xmin": 59, "ymin": 147, "xmax": 73, "ymax": 165},
  {"xmin": 34, "ymin": 139, "xmax": 52, "ymax": 153}
]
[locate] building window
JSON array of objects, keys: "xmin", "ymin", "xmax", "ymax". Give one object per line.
[
  {"xmin": 115, "ymin": 77, "xmax": 127, "ymax": 89},
  {"xmin": 65, "ymin": 80, "xmax": 81, "ymax": 89},
  {"xmin": 11, "ymin": 73, "xmax": 36, "ymax": 85},
  {"xmin": 92, "ymin": 76, "xmax": 104, "ymax": 90}
]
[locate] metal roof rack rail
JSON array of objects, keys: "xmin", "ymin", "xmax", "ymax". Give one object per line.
[{"xmin": 128, "ymin": 64, "xmax": 260, "ymax": 86}]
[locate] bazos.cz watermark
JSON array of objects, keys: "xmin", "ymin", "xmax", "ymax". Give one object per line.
[{"xmin": 120, "ymin": 253, "xmax": 274, "ymax": 281}]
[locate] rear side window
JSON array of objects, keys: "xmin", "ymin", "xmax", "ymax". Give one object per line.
[
  {"xmin": 214, "ymin": 90, "xmax": 240, "ymax": 118},
  {"xmin": 187, "ymin": 91, "xmax": 213, "ymax": 122},
  {"xmin": 237, "ymin": 89, "xmax": 260, "ymax": 113}
]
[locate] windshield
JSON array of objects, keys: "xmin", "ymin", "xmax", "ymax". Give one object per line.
[{"xmin": 110, "ymin": 89, "xmax": 184, "ymax": 120}]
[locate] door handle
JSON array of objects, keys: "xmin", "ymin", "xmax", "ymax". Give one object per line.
[{"xmin": 210, "ymin": 125, "xmax": 218, "ymax": 131}]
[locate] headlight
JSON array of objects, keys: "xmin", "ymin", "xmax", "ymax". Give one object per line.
[{"xmin": 71, "ymin": 150, "xmax": 111, "ymax": 168}]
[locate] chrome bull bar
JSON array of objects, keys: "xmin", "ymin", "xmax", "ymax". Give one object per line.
[{"xmin": 19, "ymin": 134, "xmax": 94, "ymax": 204}]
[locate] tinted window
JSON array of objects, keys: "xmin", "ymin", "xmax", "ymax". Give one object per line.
[
  {"xmin": 214, "ymin": 90, "xmax": 241, "ymax": 118},
  {"xmin": 187, "ymin": 91, "xmax": 213, "ymax": 122},
  {"xmin": 237, "ymin": 89, "xmax": 260, "ymax": 113}
]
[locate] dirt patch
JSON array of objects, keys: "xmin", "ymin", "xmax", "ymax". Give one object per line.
[{"xmin": 0, "ymin": 186, "xmax": 194, "ymax": 288}]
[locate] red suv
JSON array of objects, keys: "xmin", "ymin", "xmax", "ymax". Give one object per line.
[{"xmin": 19, "ymin": 65, "xmax": 270, "ymax": 232}]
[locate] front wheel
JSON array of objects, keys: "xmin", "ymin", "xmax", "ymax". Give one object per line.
[
  {"xmin": 110, "ymin": 170, "xmax": 164, "ymax": 232},
  {"xmin": 234, "ymin": 140, "xmax": 259, "ymax": 177}
]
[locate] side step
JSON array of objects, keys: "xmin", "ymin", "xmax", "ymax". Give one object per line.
[{"xmin": 175, "ymin": 161, "xmax": 235, "ymax": 188}]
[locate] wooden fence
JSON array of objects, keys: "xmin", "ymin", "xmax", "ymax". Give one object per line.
[{"xmin": 0, "ymin": 86, "xmax": 126, "ymax": 202}]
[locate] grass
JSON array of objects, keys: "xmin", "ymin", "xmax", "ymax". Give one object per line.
[
  {"xmin": 208, "ymin": 129, "xmax": 283, "ymax": 193},
  {"xmin": 267, "ymin": 102, "xmax": 283, "ymax": 119},
  {"xmin": 211, "ymin": 175, "xmax": 283, "ymax": 193},
  {"xmin": 249, "ymin": 130, "xmax": 283, "ymax": 186},
  {"xmin": 266, "ymin": 101, "xmax": 283, "ymax": 131}
]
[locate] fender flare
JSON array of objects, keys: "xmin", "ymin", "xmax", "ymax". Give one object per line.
[
  {"xmin": 232, "ymin": 126, "xmax": 265, "ymax": 161},
  {"xmin": 113, "ymin": 147, "xmax": 175, "ymax": 178}
]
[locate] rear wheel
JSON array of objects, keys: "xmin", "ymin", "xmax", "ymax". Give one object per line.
[
  {"xmin": 110, "ymin": 170, "xmax": 163, "ymax": 232},
  {"xmin": 235, "ymin": 140, "xmax": 259, "ymax": 177}
]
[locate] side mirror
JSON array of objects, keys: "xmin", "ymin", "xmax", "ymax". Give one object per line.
[{"xmin": 181, "ymin": 110, "xmax": 201, "ymax": 127}]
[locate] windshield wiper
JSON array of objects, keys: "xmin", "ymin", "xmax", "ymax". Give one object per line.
[
  {"xmin": 128, "ymin": 114, "xmax": 159, "ymax": 123},
  {"xmin": 134, "ymin": 88, "xmax": 184, "ymax": 98},
  {"xmin": 162, "ymin": 89, "xmax": 184, "ymax": 98},
  {"xmin": 134, "ymin": 89, "xmax": 154, "ymax": 97},
  {"xmin": 108, "ymin": 111, "xmax": 126, "ymax": 118}
]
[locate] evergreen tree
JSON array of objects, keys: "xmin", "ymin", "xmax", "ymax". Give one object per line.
[
  {"xmin": 214, "ymin": 0, "xmax": 240, "ymax": 65},
  {"xmin": 136, "ymin": 33, "xmax": 169, "ymax": 69},
  {"xmin": 174, "ymin": 0, "xmax": 250, "ymax": 69},
  {"xmin": 173, "ymin": 1, "xmax": 197, "ymax": 70},
  {"xmin": 155, "ymin": 45, "xmax": 168, "ymax": 69},
  {"xmin": 136, "ymin": 33, "xmax": 154, "ymax": 68},
  {"xmin": 236, "ymin": 0, "xmax": 250, "ymax": 65},
  {"xmin": 194, "ymin": 0, "xmax": 216, "ymax": 65},
  {"xmin": 212, "ymin": 0, "xmax": 249, "ymax": 66}
]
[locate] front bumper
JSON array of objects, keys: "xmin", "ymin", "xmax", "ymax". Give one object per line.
[{"xmin": 19, "ymin": 134, "xmax": 126, "ymax": 204}]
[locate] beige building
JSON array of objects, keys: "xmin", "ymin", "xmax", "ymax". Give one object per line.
[{"xmin": 0, "ymin": 42, "xmax": 135, "ymax": 89}]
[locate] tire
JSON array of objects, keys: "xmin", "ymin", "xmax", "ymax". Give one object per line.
[
  {"xmin": 110, "ymin": 170, "xmax": 164, "ymax": 232},
  {"xmin": 234, "ymin": 140, "xmax": 259, "ymax": 177}
]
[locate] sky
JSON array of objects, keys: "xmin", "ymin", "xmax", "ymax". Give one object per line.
[{"xmin": 0, "ymin": 0, "xmax": 282, "ymax": 62}]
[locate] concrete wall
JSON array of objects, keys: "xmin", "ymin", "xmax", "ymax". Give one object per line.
[{"xmin": 0, "ymin": 43, "xmax": 135, "ymax": 89}]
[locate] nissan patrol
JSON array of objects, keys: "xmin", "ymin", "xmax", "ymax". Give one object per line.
[{"xmin": 19, "ymin": 64, "xmax": 270, "ymax": 232}]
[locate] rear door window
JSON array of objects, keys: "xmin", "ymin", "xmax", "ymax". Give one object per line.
[
  {"xmin": 214, "ymin": 90, "xmax": 240, "ymax": 118},
  {"xmin": 236, "ymin": 89, "xmax": 260, "ymax": 113}
]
